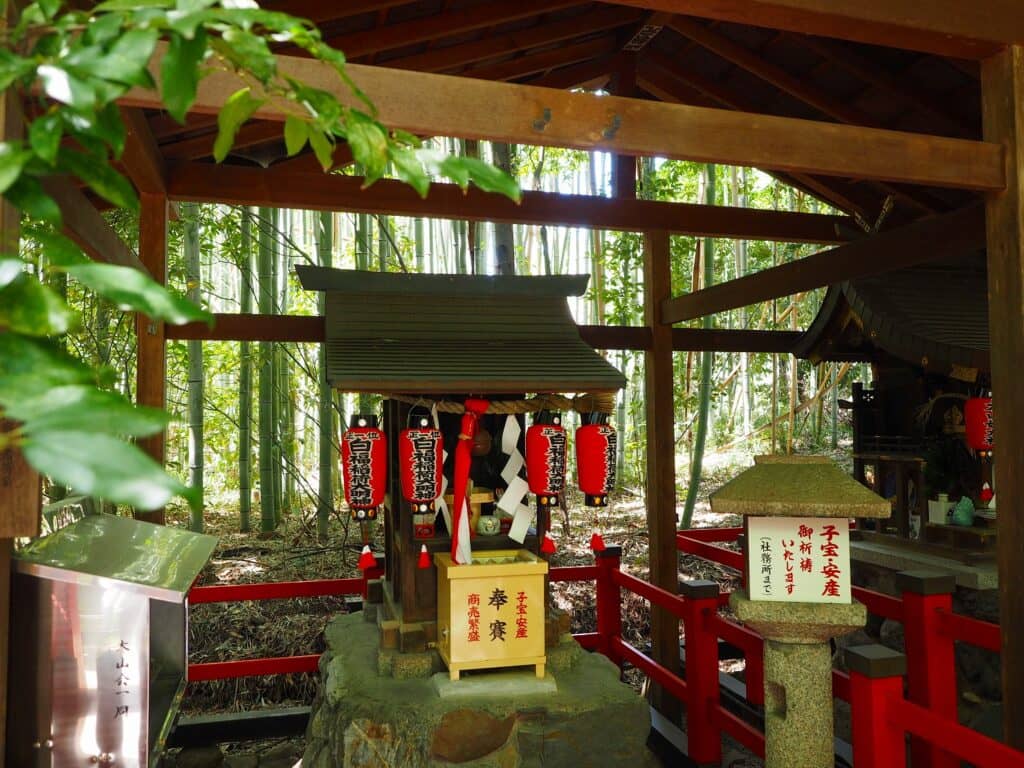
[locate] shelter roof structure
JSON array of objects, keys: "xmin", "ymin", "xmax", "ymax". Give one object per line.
[{"xmin": 296, "ymin": 267, "xmax": 626, "ymax": 394}]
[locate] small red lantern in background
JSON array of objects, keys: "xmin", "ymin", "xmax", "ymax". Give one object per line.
[
  {"xmin": 342, "ymin": 414, "xmax": 387, "ymax": 520},
  {"xmin": 965, "ymin": 396, "xmax": 994, "ymax": 457},
  {"xmin": 399, "ymin": 410, "xmax": 443, "ymax": 513},
  {"xmin": 526, "ymin": 410, "xmax": 567, "ymax": 507},
  {"xmin": 576, "ymin": 414, "xmax": 617, "ymax": 507}
]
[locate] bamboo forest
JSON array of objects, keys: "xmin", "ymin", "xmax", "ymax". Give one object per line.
[{"xmin": 52, "ymin": 143, "xmax": 860, "ymax": 541}]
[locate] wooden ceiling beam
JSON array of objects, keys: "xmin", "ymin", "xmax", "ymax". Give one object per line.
[
  {"xmin": 120, "ymin": 107, "xmax": 166, "ymax": 194},
  {"xmin": 622, "ymin": 11, "xmax": 672, "ymax": 51},
  {"xmin": 660, "ymin": 203, "xmax": 986, "ymax": 324},
  {"xmin": 383, "ymin": 6, "xmax": 642, "ymax": 74},
  {"xmin": 462, "ymin": 37, "xmax": 620, "ymax": 83},
  {"xmin": 40, "ymin": 176, "xmax": 147, "ymax": 273},
  {"xmin": 526, "ymin": 56, "xmax": 616, "ymax": 91},
  {"xmin": 598, "ymin": 0, "xmax": 1012, "ymax": 59},
  {"xmin": 161, "ymin": 120, "xmax": 283, "ymax": 161},
  {"xmin": 261, "ymin": 0, "xmax": 412, "ymax": 25},
  {"xmin": 122, "ymin": 45, "xmax": 1005, "ymax": 190},
  {"xmin": 326, "ymin": 0, "xmax": 581, "ymax": 60},
  {"xmin": 167, "ymin": 161, "xmax": 854, "ymax": 243}
]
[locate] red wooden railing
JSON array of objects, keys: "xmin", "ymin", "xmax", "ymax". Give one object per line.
[{"xmin": 184, "ymin": 535, "xmax": 1021, "ymax": 767}]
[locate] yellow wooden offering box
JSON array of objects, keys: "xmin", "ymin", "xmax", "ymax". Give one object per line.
[{"xmin": 434, "ymin": 549, "xmax": 547, "ymax": 681}]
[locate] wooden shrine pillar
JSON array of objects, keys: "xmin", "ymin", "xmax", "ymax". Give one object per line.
[
  {"xmin": 135, "ymin": 193, "xmax": 168, "ymax": 524},
  {"xmin": 0, "ymin": 50, "xmax": 35, "ymax": 768},
  {"xmin": 643, "ymin": 229, "xmax": 682, "ymax": 720},
  {"xmin": 981, "ymin": 44, "xmax": 1024, "ymax": 749}
]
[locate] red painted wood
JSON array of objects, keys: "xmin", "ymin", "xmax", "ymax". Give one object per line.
[
  {"xmin": 612, "ymin": 637, "xmax": 689, "ymax": 704},
  {"xmin": 832, "ymin": 669, "xmax": 851, "ymax": 702},
  {"xmin": 573, "ymin": 632, "xmax": 600, "ymax": 651},
  {"xmin": 851, "ymin": 586, "xmax": 904, "ymax": 621},
  {"xmin": 676, "ymin": 527, "xmax": 744, "ymax": 542},
  {"xmin": 710, "ymin": 614, "xmax": 764, "ymax": 705},
  {"xmin": 850, "ymin": 673, "xmax": 906, "ymax": 768},
  {"xmin": 711, "ymin": 706, "xmax": 765, "ymax": 758},
  {"xmin": 596, "ymin": 552, "xmax": 623, "ymax": 664},
  {"xmin": 938, "ymin": 608, "xmax": 1002, "ymax": 653},
  {"xmin": 189, "ymin": 578, "xmax": 364, "ymax": 604},
  {"xmin": 612, "ymin": 569, "xmax": 688, "ymax": 619},
  {"xmin": 549, "ymin": 565, "xmax": 600, "ymax": 583},
  {"xmin": 676, "ymin": 535, "xmax": 744, "ymax": 571},
  {"xmin": 188, "ymin": 654, "xmax": 320, "ymax": 681},
  {"xmin": 683, "ymin": 590, "xmax": 722, "ymax": 764},
  {"xmin": 889, "ymin": 698, "xmax": 1024, "ymax": 768}
]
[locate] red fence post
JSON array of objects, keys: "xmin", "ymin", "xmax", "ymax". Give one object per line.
[
  {"xmin": 362, "ymin": 555, "xmax": 386, "ymax": 599},
  {"xmin": 847, "ymin": 644, "xmax": 908, "ymax": 768},
  {"xmin": 680, "ymin": 580, "xmax": 722, "ymax": 766},
  {"xmin": 897, "ymin": 570, "xmax": 958, "ymax": 768},
  {"xmin": 595, "ymin": 546, "xmax": 623, "ymax": 667}
]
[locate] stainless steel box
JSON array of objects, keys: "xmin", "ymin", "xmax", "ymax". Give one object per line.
[{"xmin": 6, "ymin": 515, "xmax": 217, "ymax": 767}]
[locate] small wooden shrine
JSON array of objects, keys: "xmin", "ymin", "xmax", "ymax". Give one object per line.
[{"xmin": 298, "ymin": 267, "xmax": 624, "ymax": 672}]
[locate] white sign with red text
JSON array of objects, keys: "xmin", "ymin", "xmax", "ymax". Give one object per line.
[{"xmin": 747, "ymin": 516, "xmax": 851, "ymax": 603}]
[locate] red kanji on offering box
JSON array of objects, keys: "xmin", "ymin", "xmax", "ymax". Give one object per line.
[
  {"xmin": 399, "ymin": 410, "xmax": 443, "ymax": 511},
  {"xmin": 342, "ymin": 415, "xmax": 387, "ymax": 520},
  {"xmin": 526, "ymin": 411, "xmax": 566, "ymax": 507},
  {"xmin": 576, "ymin": 416, "xmax": 617, "ymax": 507}
]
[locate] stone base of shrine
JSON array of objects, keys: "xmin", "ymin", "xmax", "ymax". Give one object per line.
[{"xmin": 302, "ymin": 611, "xmax": 659, "ymax": 768}]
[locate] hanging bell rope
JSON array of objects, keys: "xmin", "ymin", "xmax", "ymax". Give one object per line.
[{"xmin": 386, "ymin": 392, "xmax": 616, "ymax": 415}]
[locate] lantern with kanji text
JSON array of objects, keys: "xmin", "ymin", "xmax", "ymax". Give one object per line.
[
  {"xmin": 576, "ymin": 413, "xmax": 617, "ymax": 507},
  {"xmin": 525, "ymin": 410, "xmax": 566, "ymax": 507},
  {"xmin": 341, "ymin": 414, "xmax": 387, "ymax": 520},
  {"xmin": 965, "ymin": 395, "xmax": 994, "ymax": 458},
  {"xmin": 399, "ymin": 409, "xmax": 444, "ymax": 512}
]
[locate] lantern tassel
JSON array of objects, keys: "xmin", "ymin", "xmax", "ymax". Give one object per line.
[
  {"xmin": 418, "ymin": 544, "xmax": 431, "ymax": 569},
  {"xmin": 590, "ymin": 532, "xmax": 606, "ymax": 552},
  {"xmin": 357, "ymin": 544, "xmax": 376, "ymax": 571},
  {"xmin": 541, "ymin": 531, "xmax": 557, "ymax": 554},
  {"xmin": 980, "ymin": 481, "xmax": 994, "ymax": 503}
]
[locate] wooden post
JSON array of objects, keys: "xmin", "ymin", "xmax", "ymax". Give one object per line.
[
  {"xmin": 643, "ymin": 229, "xmax": 681, "ymax": 720},
  {"xmin": 135, "ymin": 192, "xmax": 168, "ymax": 524},
  {"xmin": 981, "ymin": 45, "xmax": 1024, "ymax": 749}
]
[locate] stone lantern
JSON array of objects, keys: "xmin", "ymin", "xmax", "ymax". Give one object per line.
[{"xmin": 711, "ymin": 455, "xmax": 889, "ymax": 768}]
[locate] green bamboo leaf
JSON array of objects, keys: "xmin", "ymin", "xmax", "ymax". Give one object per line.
[
  {"xmin": 219, "ymin": 28, "xmax": 275, "ymax": 83},
  {"xmin": 0, "ymin": 257, "xmax": 23, "ymax": 288},
  {"xmin": 0, "ymin": 273, "xmax": 78, "ymax": 336},
  {"xmin": 58, "ymin": 147, "xmax": 139, "ymax": 211},
  {"xmin": 10, "ymin": 385, "xmax": 170, "ymax": 437},
  {"xmin": 5, "ymin": 176, "xmax": 63, "ymax": 225},
  {"xmin": 0, "ymin": 143, "xmax": 34, "ymax": 193},
  {"xmin": 283, "ymin": 115, "xmax": 308, "ymax": 157},
  {"xmin": 22, "ymin": 430, "xmax": 197, "ymax": 512},
  {"xmin": 161, "ymin": 28, "xmax": 208, "ymax": 123},
  {"xmin": 29, "ymin": 113, "xmax": 63, "ymax": 165},
  {"xmin": 89, "ymin": 27, "xmax": 158, "ymax": 87},
  {"xmin": 389, "ymin": 147, "xmax": 429, "ymax": 198},
  {"xmin": 63, "ymin": 262, "xmax": 212, "ymax": 325},
  {"xmin": 307, "ymin": 125, "xmax": 334, "ymax": 171},
  {"xmin": 344, "ymin": 111, "xmax": 388, "ymax": 183},
  {"xmin": 213, "ymin": 88, "xmax": 264, "ymax": 163}
]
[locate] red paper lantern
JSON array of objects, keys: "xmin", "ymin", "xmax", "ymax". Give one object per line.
[
  {"xmin": 965, "ymin": 396, "xmax": 994, "ymax": 454},
  {"xmin": 526, "ymin": 411, "xmax": 567, "ymax": 507},
  {"xmin": 342, "ymin": 415, "xmax": 387, "ymax": 520},
  {"xmin": 399, "ymin": 412, "xmax": 443, "ymax": 512},
  {"xmin": 576, "ymin": 420, "xmax": 617, "ymax": 507}
]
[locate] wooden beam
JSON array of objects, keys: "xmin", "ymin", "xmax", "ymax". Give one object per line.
[
  {"xmin": 123, "ymin": 46, "xmax": 1006, "ymax": 190},
  {"xmin": 162, "ymin": 120, "xmax": 283, "ymax": 161},
  {"xmin": 642, "ymin": 229, "xmax": 681, "ymax": 719},
  {"xmin": 600, "ymin": 0, "xmax": 1013, "ymax": 59},
  {"xmin": 671, "ymin": 327, "xmax": 799, "ymax": 351},
  {"xmin": 463, "ymin": 36, "xmax": 619, "ymax": 83},
  {"xmin": 40, "ymin": 176, "xmax": 147, "ymax": 273},
  {"xmin": 135, "ymin": 192, "xmax": 167, "ymax": 525},
  {"xmin": 382, "ymin": 6, "xmax": 642, "ymax": 74},
  {"xmin": 661, "ymin": 203, "xmax": 986, "ymax": 323},
  {"xmin": 524, "ymin": 57, "xmax": 615, "ymax": 91},
  {"xmin": 167, "ymin": 161, "xmax": 853, "ymax": 243},
  {"xmin": 120, "ymin": 107, "xmax": 166, "ymax": 193},
  {"xmin": 980, "ymin": 44, "xmax": 1024, "ymax": 749},
  {"xmin": 326, "ymin": 0, "xmax": 580, "ymax": 60},
  {"xmin": 622, "ymin": 11, "xmax": 671, "ymax": 51},
  {"xmin": 262, "ymin": 0, "xmax": 411, "ymax": 25}
]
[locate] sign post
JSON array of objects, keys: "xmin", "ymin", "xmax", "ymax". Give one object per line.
[{"xmin": 711, "ymin": 455, "xmax": 890, "ymax": 768}]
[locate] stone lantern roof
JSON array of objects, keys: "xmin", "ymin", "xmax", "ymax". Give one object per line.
[{"xmin": 710, "ymin": 455, "xmax": 890, "ymax": 519}]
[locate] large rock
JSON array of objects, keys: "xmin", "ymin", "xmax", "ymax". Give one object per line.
[{"xmin": 303, "ymin": 612, "xmax": 658, "ymax": 768}]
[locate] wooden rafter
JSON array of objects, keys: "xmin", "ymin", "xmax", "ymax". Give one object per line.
[
  {"xmin": 660, "ymin": 203, "xmax": 986, "ymax": 324},
  {"xmin": 167, "ymin": 161, "xmax": 853, "ymax": 243},
  {"xmin": 463, "ymin": 37, "xmax": 619, "ymax": 82},
  {"xmin": 382, "ymin": 5, "xmax": 642, "ymax": 74},
  {"xmin": 525, "ymin": 56, "xmax": 615, "ymax": 91},
  {"xmin": 325, "ymin": 0, "xmax": 581, "ymax": 60},
  {"xmin": 600, "ymin": 0, "xmax": 1014, "ymax": 59},
  {"xmin": 121, "ymin": 47, "xmax": 1006, "ymax": 191},
  {"xmin": 262, "ymin": 0, "xmax": 412, "ymax": 26},
  {"xmin": 161, "ymin": 120, "xmax": 283, "ymax": 161}
]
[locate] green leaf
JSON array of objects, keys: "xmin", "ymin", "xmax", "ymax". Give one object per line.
[
  {"xmin": 161, "ymin": 28, "xmax": 208, "ymax": 123},
  {"xmin": 83, "ymin": 11, "xmax": 126, "ymax": 47},
  {"xmin": 344, "ymin": 111, "xmax": 388, "ymax": 183},
  {"xmin": 389, "ymin": 147, "xmax": 429, "ymax": 198},
  {"xmin": 29, "ymin": 113, "xmax": 63, "ymax": 165},
  {"xmin": 57, "ymin": 147, "xmax": 139, "ymax": 211},
  {"xmin": 63, "ymin": 262, "xmax": 213, "ymax": 325},
  {"xmin": 5, "ymin": 176, "xmax": 62, "ymax": 225},
  {"xmin": 37, "ymin": 64, "xmax": 98, "ymax": 110},
  {"xmin": 22, "ymin": 430, "xmax": 196, "ymax": 512},
  {"xmin": 89, "ymin": 27, "xmax": 159, "ymax": 87},
  {"xmin": 428, "ymin": 152, "xmax": 521, "ymax": 202},
  {"xmin": 0, "ymin": 48, "xmax": 35, "ymax": 92},
  {"xmin": 213, "ymin": 87, "xmax": 264, "ymax": 163},
  {"xmin": 0, "ymin": 273, "xmax": 78, "ymax": 336},
  {"xmin": 0, "ymin": 257, "xmax": 23, "ymax": 288},
  {"xmin": 0, "ymin": 143, "xmax": 33, "ymax": 193},
  {"xmin": 219, "ymin": 28, "xmax": 275, "ymax": 83},
  {"xmin": 307, "ymin": 125, "xmax": 334, "ymax": 171},
  {"xmin": 283, "ymin": 115, "xmax": 308, "ymax": 157},
  {"xmin": 29, "ymin": 228, "xmax": 89, "ymax": 268},
  {"xmin": 9, "ymin": 385, "xmax": 170, "ymax": 437},
  {"xmin": 0, "ymin": 335, "xmax": 95, "ymax": 406}
]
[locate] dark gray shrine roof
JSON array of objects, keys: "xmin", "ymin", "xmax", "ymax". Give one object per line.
[{"xmin": 296, "ymin": 267, "xmax": 626, "ymax": 394}]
